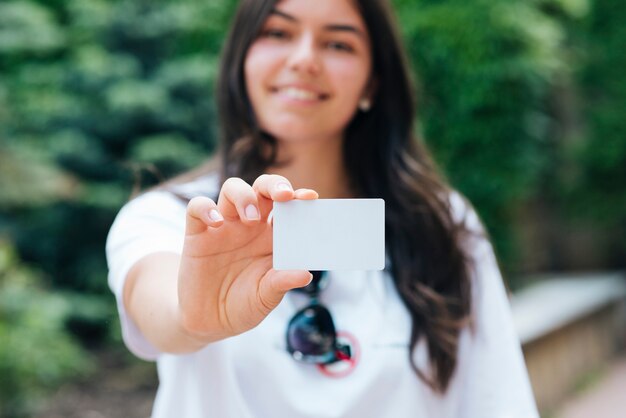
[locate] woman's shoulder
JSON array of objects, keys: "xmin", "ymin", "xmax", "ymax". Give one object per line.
[
  {"xmin": 113, "ymin": 172, "xmax": 221, "ymax": 228},
  {"xmin": 163, "ymin": 171, "xmax": 221, "ymax": 200},
  {"xmin": 446, "ymin": 190, "xmax": 494, "ymax": 261},
  {"xmin": 448, "ymin": 190, "xmax": 483, "ymax": 233}
]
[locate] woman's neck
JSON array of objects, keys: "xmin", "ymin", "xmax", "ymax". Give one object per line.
[{"xmin": 268, "ymin": 137, "xmax": 354, "ymax": 199}]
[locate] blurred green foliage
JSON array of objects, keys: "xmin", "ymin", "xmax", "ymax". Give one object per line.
[
  {"xmin": 525, "ymin": 0, "xmax": 626, "ymax": 266},
  {"xmin": 0, "ymin": 0, "xmax": 235, "ymax": 295},
  {"xmin": 0, "ymin": 0, "xmax": 624, "ymax": 412},
  {"xmin": 0, "ymin": 241, "xmax": 93, "ymax": 418},
  {"xmin": 570, "ymin": 0, "xmax": 626, "ymax": 231},
  {"xmin": 396, "ymin": 0, "xmax": 567, "ymax": 260}
]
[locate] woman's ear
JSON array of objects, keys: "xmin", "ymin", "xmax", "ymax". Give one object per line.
[
  {"xmin": 358, "ymin": 97, "xmax": 372, "ymax": 112},
  {"xmin": 359, "ymin": 77, "xmax": 378, "ymax": 112}
]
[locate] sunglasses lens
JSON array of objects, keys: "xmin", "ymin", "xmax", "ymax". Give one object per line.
[{"xmin": 287, "ymin": 304, "xmax": 336, "ymax": 359}]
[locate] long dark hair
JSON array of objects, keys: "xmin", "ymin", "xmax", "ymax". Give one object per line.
[{"xmin": 211, "ymin": 0, "xmax": 473, "ymax": 392}]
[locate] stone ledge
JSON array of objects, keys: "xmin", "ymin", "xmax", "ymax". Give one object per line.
[
  {"xmin": 510, "ymin": 271, "xmax": 626, "ymax": 413},
  {"xmin": 511, "ymin": 271, "xmax": 626, "ymax": 345}
]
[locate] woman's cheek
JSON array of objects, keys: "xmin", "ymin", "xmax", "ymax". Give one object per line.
[
  {"xmin": 246, "ymin": 44, "xmax": 286, "ymax": 74},
  {"xmin": 327, "ymin": 59, "xmax": 370, "ymax": 97}
]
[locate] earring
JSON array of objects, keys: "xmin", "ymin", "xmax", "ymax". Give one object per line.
[{"xmin": 358, "ymin": 98, "xmax": 371, "ymax": 112}]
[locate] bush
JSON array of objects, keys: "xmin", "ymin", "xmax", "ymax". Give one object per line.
[
  {"xmin": 0, "ymin": 0, "xmax": 234, "ymax": 294},
  {"xmin": 394, "ymin": 0, "xmax": 567, "ymax": 267},
  {"xmin": 0, "ymin": 241, "xmax": 93, "ymax": 418},
  {"xmin": 571, "ymin": 0, "xmax": 626, "ymax": 256}
]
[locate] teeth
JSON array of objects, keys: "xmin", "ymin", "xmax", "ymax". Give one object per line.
[{"xmin": 279, "ymin": 87, "xmax": 319, "ymax": 100}]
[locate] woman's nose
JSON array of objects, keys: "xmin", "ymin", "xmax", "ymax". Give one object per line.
[{"xmin": 286, "ymin": 34, "xmax": 321, "ymax": 76}]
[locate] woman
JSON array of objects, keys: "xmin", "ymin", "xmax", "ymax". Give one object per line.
[{"xmin": 106, "ymin": 0, "xmax": 539, "ymax": 417}]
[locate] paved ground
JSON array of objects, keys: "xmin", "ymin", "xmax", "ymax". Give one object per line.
[
  {"xmin": 555, "ymin": 355, "xmax": 626, "ymax": 418},
  {"xmin": 38, "ymin": 349, "xmax": 626, "ymax": 418},
  {"xmin": 37, "ymin": 348, "xmax": 156, "ymax": 418}
]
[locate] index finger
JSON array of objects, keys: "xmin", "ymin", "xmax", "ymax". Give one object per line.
[
  {"xmin": 252, "ymin": 174, "xmax": 294, "ymax": 218},
  {"xmin": 252, "ymin": 174, "xmax": 295, "ymax": 202},
  {"xmin": 294, "ymin": 188, "xmax": 319, "ymax": 200}
]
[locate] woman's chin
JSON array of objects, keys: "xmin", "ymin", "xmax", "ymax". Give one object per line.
[{"xmin": 263, "ymin": 125, "xmax": 343, "ymax": 146}]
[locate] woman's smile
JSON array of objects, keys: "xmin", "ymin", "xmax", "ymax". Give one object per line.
[{"xmin": 270, "ymin": 84, "xmax": 331, "ymax": 105}]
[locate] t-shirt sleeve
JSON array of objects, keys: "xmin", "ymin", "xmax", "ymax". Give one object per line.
[
  {"xmin": 106, "ymin": 191, "xmax": 187, "ymax": 361},
  {"xmin": 450, "ymin": 193, "xmax": 539, "ymax": 418}
]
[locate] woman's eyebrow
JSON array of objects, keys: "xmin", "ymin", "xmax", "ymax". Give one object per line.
[
  {"xmin": 324, "ymin": 24, "xmax": 366, "ymax": 39},
  {"xmin": 270, "ymin": 8, "xmax": 366, "ymax": 39},
  {"xmin": 270, "ymin": 9, "xmax": 297, "ymax": 22}
]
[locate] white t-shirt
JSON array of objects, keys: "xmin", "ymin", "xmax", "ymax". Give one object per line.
[{"xmin": 106, "ymin": 174, "xmax": 539, "ymax": 418}]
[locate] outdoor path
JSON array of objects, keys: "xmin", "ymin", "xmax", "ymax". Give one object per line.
[
  {"xmin": 38, "ymin": 348, "xmax": 156, "ymax": 418},
  {"xmin": 39, "ymin": 349, "xmax": 626, "ymax": 418},
  {"xmin": 555, "ymin": 355, "xmax": 626, "ymax": 418}
]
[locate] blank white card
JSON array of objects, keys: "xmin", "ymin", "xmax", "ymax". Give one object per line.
[{"xmin": 273, "ymin": 199, "xmax": 385, "ymax": 271}]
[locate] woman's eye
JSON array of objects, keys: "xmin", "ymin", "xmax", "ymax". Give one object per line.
[
  {"xmin": 261, "ymin": 28, "xmax": 290, "ymax": 40},
  {"xmin": 326, "ymin": 41, "xmax": 354, "ymax": 53}
]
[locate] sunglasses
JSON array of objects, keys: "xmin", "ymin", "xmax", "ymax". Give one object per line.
[{"xmin": 286, "ymin": 271, "xmax": 352, "ymax": 364}]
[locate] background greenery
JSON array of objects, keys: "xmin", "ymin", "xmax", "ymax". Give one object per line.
[{"xmin": 0, "ymin": 0, "xmax": 624, "ymax": 416}]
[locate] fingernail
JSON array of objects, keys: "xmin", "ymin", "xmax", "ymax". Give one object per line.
[
  {"xmin": 276, "ymin": 182, "xmax": 292, "ymax": 192},
  {"xmin": 208, "ymin": 209, "xmax": 223, "ymax": 222},
  {"xmin": 245, "ymin": 204, "xmax": 260, "ymax": 220}
]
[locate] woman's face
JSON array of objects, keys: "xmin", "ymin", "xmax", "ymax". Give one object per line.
[{"xmin": 244, "ymin": 0, "xmax": 373, "ymax": 145}]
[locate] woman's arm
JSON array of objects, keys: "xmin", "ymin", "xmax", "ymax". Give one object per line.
[
  {"xmin": 123, "ymin": 252, "xmax": 209, "ymax": 354},
  {"xmin": 116, "ymin": 175, "xmax": 318, "ymax": 355}
]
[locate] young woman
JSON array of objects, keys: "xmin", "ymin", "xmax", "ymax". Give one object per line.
[{"xmin": 106, "ymin": 0, "xmax": 539, "ymax": 417}]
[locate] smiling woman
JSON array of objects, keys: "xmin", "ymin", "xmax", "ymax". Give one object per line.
[{"xmin": 105, "ymin": 0, "xmax": 539, "ymax": 417}]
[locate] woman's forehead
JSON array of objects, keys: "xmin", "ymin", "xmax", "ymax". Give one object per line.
[{"xmin": 271, "ymin": 0, "xmax": 366, "ymax": 31}]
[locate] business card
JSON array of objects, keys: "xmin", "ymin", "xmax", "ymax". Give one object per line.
[{"xmin": 273, "ymin": 199, "xmax": 385, "ymax": 271}]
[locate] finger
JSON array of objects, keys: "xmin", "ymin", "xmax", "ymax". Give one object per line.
[
  {"xmin": 186, "ymin": 196, "xmax": 223, "ymax": 235},
  {"xmin": 252, "ymin": 174, "xmax": 295, "ymax": 218},
  {"xmin": 217, "ymin": 177, "xmax": 261, "ymax": 224},
  {"xmin": 252, "ymin": 174, "xmax": 295, "ymax": 201},
  {"xmin": 294, "ymin": 188, "xmax": 319, "ymax": 200},
  {"xmin": 258, "ymin": 270, "xmax": 313, "ymax": 312}
]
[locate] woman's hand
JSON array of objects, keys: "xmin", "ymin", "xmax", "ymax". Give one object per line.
[{"xmin": 177, "ymin": 174, "xmax": 318, "ymax": 344}]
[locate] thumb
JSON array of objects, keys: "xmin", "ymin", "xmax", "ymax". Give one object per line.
[{"xmin": 258, "ymin": 270, "xmax": 313, "ymax": 312}]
